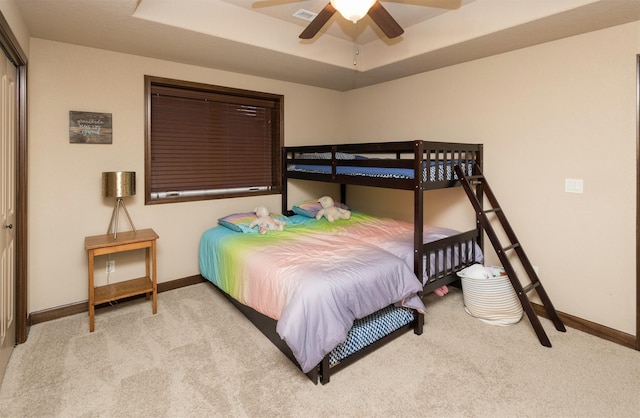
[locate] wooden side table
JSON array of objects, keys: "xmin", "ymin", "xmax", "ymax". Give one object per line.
[{"xmin": 85, "ymin": 228, "xmax": 159, "ymax": 332}]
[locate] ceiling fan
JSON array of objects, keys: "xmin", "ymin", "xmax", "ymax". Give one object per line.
[{"xmin": 298, "ymin": 0, "xmax": 461, "ymax": 40}]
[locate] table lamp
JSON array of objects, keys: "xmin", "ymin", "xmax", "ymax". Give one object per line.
[{"xmin": 102, "ymin": 171, "xmax": 137, "ymax": 239}]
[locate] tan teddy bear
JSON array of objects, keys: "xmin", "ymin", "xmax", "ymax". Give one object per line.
[{"xmin": 315, "ymin": 196, "xmax": 351, "ymax": 222}]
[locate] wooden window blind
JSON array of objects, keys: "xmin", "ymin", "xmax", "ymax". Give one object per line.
[{"xmin": 144, "ymin": 76, "xmax": 283, "ymax": 204}]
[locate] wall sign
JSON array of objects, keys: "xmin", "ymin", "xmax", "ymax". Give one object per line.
[{"xmin": 69, "ymin": 111, "xmax": 112, "ymax": 144}]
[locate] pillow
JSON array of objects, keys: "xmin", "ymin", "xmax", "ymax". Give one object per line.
[
  {"xmin": 298, "ymin": 152, "xmax": 356, "ymax": 160},
  {"xmin": 218, "ymin": 212, "xmax": 259, "ymax": 233},
  {"xmin": 292, "ymin": 199, "xmax": 349, "ymax": 218},
  {"xmin": 456, "ymin": 264, "xmax": 493, "ymax": 280},
  {"xmin": 218, "ymin": 212, "xmax": 288, "ymax": 233}
]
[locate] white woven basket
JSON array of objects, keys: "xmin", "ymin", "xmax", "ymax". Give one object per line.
[{"xmin": 459, "ymin": 265, "xmax": 523, "ymax": 326}]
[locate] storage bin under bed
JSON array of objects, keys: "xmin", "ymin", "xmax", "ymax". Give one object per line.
[{"xmin": 329, "ymin": 305, "xmax": 415, "ymax": 367}]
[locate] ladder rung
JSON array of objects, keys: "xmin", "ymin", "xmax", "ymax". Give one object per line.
[
  {"xmin": 467, "ymin": 175, "xmax": 484, "ymax": 181},
  {"xmin": 484, "ymin": 208, "xmax": 501, "ymax": 214},
  {"xmin": 522, "ymin": 281, "xmax": 541, "ymax": 293},
  {"xmin": 501, "ymin": 243, "xmax": 520, "ymax": 252}
]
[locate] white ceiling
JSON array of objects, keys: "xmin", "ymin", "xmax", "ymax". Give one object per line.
[
  {"xmin": 219, "ymin": 0, "xmax": 476, "ymax": 44},
  {"xmin": 15, "ymin": 0, "xmax": 640, "ymax": 91}
]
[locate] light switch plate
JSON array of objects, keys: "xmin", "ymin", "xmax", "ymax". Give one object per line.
[{"xmin": 565, "ymin": 178, "xmax": 583, "ymax": 194}]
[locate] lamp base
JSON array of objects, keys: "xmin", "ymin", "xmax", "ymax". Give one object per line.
[{"xmin": 107, "ymin": 198, "xmax": 136, "ymax": 239}]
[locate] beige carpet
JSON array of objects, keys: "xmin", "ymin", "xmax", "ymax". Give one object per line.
[{"xmin": 0, "ymin": 282, "xmax": 638, "ymax": 417}]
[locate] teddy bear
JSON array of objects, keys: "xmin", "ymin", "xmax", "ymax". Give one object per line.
[
  {"xmin": 315, "ymin": 196, "xmax": 351, "ymax": 222},
  {"xmin": 249, "ymin": 206, "xmax": 285, "ymax": 235}
]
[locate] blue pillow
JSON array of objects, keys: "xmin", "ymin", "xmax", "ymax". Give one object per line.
[{"xmin": 218, "ymin": 212, "xmax": 259, "ymax": 233}]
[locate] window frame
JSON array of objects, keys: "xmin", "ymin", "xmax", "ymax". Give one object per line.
[{"xmin": 144, "ymin": 75, "xmax": 283, "ymax": 205}]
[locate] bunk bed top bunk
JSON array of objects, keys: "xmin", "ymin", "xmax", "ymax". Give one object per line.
[{"xmin": 282, "ymin": 140, "xmax": 483, "ymax": 191}]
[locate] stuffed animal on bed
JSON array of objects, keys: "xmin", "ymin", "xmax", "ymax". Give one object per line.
[
  {"xmin": 249, "ymin": 206, "xmax": 285, "ymax": 235},
  {"xmin": 315, "ymin": 196, "xmax": 351, "ymax": 222}
]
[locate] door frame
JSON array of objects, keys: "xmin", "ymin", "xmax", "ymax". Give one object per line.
[
  {"xmin": 636, "ymin": 55, "xmax": 639, "ymax": 350},
  {"xmin": 0, "ymin": 11, "xmax": 27, "ymax": 343}
]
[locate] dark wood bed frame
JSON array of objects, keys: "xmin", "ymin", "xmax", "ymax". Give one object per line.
[
  {"xmin": 209, "ymin": 282, "xmax": 421, "ymax": 384},
  {"xmin": 209, "ymin": 140, "xmax": 484, "ymax": 384}
]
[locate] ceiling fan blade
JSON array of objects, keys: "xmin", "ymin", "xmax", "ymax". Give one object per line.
[
  {"xmin": 368, "ymin": 1, "xmax": 404, "ymax": 39},
  {"xmin": 299, "ymin": 3, "xmax": 336, "ymax": 39}
]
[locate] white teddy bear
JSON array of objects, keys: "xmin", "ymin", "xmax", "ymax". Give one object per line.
[
  {"xmin": 249, "ymin": 206, "xmax": 285, "ymax": 235},
  {"xmin": 315, "ymin": 196, "xmax": 351, "ymax": 222}
]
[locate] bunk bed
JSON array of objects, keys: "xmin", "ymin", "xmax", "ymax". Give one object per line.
[{"xmin": 199, "ymin": 140, "xmax": 484, "ymax": 384}]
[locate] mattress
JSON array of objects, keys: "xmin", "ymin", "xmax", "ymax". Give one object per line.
[
  {"xmin": 287, "ymin": 157, "xmax": 473, "ymax": 182},
  {"xmin": 329, "ymin": 305, "xmax": 414, "ymax": 367}
]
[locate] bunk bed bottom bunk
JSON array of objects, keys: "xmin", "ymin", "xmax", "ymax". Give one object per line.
[
  {"xmin": 422, "ymin": 229, "xmax": 482, "ymax": 294},
  {"xmin": 208, "ymin": 281, "xmax": 421, "ymax": 385}
]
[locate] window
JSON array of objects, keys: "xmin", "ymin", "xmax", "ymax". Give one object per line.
[{"xmin": 144, "ymin": 76, "xmax": 283, "ymax": 204}]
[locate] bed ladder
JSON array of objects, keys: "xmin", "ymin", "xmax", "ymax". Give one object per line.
[{"xmin": 454, "ymin": 163, "xmax": 566, "ymax": 347}]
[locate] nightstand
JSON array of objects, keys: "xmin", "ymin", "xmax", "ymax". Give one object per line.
[{"xmin": 84, "ymin": 228, "xmax": 159, "ymax": 332}]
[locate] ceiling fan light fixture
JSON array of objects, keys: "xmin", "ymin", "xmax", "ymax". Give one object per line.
[{"xmin": 330, "ymin": 0, "xmax": 376, "ymax": 23}]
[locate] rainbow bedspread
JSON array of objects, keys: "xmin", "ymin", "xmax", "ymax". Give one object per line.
[
  {"xmin": 287, "ymin": 212, "xmax": 484, "ymax": 284},
  {"xmin": 199, "ymin": 212, "xmax": 429, "ymax": 373}
]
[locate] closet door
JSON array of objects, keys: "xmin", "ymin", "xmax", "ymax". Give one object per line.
[{"xmin": 0, "ymin": 51, "xmax": 16, "ymax": 381}]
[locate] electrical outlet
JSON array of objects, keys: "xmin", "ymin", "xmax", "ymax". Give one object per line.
[{"xmin": 106, "ymin": 260, "xmax": 115, "ymax": 273}]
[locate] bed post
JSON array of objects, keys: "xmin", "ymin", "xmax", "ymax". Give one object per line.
[
  {"xmin": 282, "ymin": 146, "xmax": 289, "ymax": 215},
  {"xmin": 414, "ymin": 311, "xmax": 424, "ymax": 336},
  {"xmin": 414, "ymin": 140, "xmax": 425, "ymax": 335},
  {"xmin": 476, "ymin": 144, "xmax": 484, "ymax": 254},
  {"xmin": 413, "ymin": 140, "xmax": 425, "ymax": 280},
  {"xmin": 319, "ymin": 356, "xmax": 330, "ymax": 384}
]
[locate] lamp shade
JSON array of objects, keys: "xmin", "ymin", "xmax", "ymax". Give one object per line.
[
  {"xmin": 330, "ymin": 0, "xmax": 376, "ymax": 23},
  {"xmin": 102, "ymin": 171, "xmax": 136, "ymax": 198}
]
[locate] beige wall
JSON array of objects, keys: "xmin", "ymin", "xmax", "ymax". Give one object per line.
[
  {"xmin": 346, "ymin": 22, "xmax": 639, "ymax": 334},
  {"xmin": 27, "ymin": 38, "xmax": 346, "ymax": 313},
  {"xmin": 24, "ymin": 21, "xmax": 639, "ymax": 336},
  {"xmin": 0, "ymin": 0, "xmax": 29, "ymax": 56}
]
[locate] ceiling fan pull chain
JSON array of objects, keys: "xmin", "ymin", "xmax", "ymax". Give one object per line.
[{"xmin": 353, "ymin": 21, "xmax": 360, "ymax": 67}]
